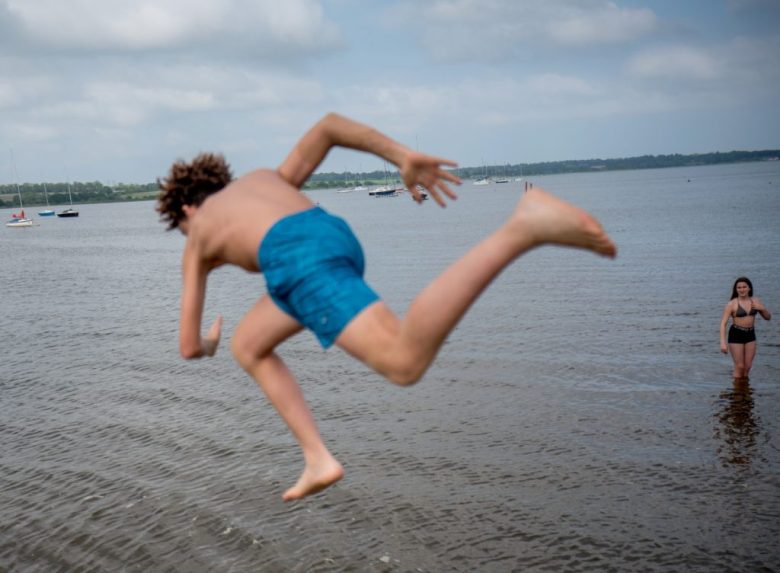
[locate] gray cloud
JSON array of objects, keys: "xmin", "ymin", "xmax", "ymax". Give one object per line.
[
  {"xmin": 4, "ymin": 0, "xmax": 343, "ymax": 58},
  {"xmin": 388, "ymin": 0, "xmax": 658, "ymax": 62},
  {"xmin": 1, "ymin": 1, "xmax": 777, "ymax": 183}
]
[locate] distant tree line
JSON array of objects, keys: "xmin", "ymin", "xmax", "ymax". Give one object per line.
[
  {"xmin": 301, "ymin": 169, "xmax": 400, "ymax": 190},
  {"xmin": 2, "ymin": 150, "xmax": 778, "ymax": 207},
  {"xmin": 305, "ymin": 149, "xmax": 780, "ymax": 187},
  {"xmin": 0, "ymin": 181, "xmax": 158, "ymax": 208}
]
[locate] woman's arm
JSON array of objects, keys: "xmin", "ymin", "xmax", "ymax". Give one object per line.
[
  {"xmin": 719, "ymin": 302, "xmax": 732, "ymax": 353},
  {"xmin": 752, "ymin": 297, "xmax": 772, "ymax": 321},
  {"xmin": 277, "ymin": 113, "xmax": 461, "ymax": 206}
]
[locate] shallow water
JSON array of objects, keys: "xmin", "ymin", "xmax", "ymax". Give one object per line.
[{"xmin": 2, "ymin": 162, "xmax": 779, "ymax": 571}]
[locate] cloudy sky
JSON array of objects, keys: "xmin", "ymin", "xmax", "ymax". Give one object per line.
[{"xmin": 2, "ymin": 0, "xmax": 779, "ymax": 184}]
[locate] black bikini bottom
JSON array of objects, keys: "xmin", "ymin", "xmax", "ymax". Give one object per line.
[{"xmin": 728, "ymin": 325, "xmax": 756, "ymax": 344}]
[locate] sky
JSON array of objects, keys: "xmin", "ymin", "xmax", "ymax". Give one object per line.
[{"xmin": 1, "ymin": 0, "xmax": 779, "ymax": 184}]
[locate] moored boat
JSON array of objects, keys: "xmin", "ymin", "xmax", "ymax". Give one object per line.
[
  {"xmin": 6, "ymin": 217, "xmax": 34, "ymax": 228},
  {"xmin": 57, "ymin": 207, "xmax": 79, "ymax": 218},
  {"xmin": 58, "ymin": 181, "xmax": 79, "ymax": 217},
  {"xmin": 39, "ymin": 183, "xmax": 55, "ymax": 215},
  {"xmin": 369, "ymin": 186, "xmax": 401, "ymax": 197},
  {"xmin": 6, "ymin": 151, "xmax": 34, "ymax": 228}
]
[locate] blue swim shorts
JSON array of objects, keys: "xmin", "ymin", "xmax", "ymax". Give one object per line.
[{"xmin": 258, "ymin": 206, "xmax": 380, "ymax": 348}]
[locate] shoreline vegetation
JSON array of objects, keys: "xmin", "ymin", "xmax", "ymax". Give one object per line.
[{"xmin": 2, "ymin": 149, "xmax": 778, "ymax": 208}]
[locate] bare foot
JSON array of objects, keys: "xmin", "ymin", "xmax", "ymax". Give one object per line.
[
  {"xmin": 511, "ymin": 188, "xmax": 617, "ymax": 257},
  {"xmin": 282, "ymin": 457, "xmax": 344, "ymax": 501}
]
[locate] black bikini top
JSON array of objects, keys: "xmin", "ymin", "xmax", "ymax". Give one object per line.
[{"xmin": 735, "ymin": 303, "xmax": 757, "ymax": 317}]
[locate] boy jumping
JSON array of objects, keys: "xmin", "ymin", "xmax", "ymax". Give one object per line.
[{"xmin": 156, "ymin": 113, "xmax": 616, "ymax": 501}]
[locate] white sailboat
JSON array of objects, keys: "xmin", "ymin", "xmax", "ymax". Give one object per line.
[
  {"xmin": 514, "ymin": 162, "xmax": 524, "ymax": 182},
  {"xmin": 6, "ymin": 151, "xmax": 33, "ymax": 228},
  {"xmin": 6, "ymin": 210, "xmax": 33, "ymax": 227},
  {"xmin": 473, "ymin": 162, "xmax": 491, "ymax": 185}
]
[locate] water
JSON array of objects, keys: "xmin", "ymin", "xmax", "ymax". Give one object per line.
[{"xmin": 2, "ymin": 162, "xmax": 779, "ymax": 572}]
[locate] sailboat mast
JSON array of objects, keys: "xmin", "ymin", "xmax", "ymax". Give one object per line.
[{"xmin": 9, "ymin": 149, "xmax": 24, "ymax": 210}]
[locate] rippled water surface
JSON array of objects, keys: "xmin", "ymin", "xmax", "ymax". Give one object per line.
[{"xmin": 2, "ymin": 162, "xmax": 779, "ymax": 572}]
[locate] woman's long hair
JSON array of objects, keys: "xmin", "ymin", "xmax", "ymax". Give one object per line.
[{"xmin": 731, "ymin": 276, "xmax": 754, "ymax": 299}]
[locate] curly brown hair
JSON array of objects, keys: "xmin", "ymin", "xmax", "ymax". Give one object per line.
[{"xmin": 156, "ymin": 152, "xmax": 233, "ymax": 230}]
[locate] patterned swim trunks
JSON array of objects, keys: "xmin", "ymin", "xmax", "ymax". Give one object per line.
[{"xmin": 258, "ymin": 206, "xmax": 380, "ymax": 348}]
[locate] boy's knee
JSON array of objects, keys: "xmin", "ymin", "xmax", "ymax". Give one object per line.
[
  {"xmin": 382, "ymin": 353, "xmax": 428, "ymax": 387},
  {"xmin": 230, "ymin": 333, "xmax": 254, "ymax": 369},
  {"xmin": 387, "ymin": 369, "xmax": 421, "ymax": 387}
]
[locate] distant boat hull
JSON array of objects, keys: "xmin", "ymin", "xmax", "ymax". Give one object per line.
[
  {"xmin": 57, "ymin": 208, "xmax": 79, "ymax": 218},
  {"xmin": 6, "ymin": 218, "xmax": 33, "ymax": 228},
  {"xmin": 39, "ymin": 209, "xmax": 55, "ymax": 216},
  {"xmin": 369, "ymin": 185, "xmax": 403, "ymax": 197}
]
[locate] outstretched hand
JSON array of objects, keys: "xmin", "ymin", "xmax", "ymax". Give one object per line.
[
  {"xmin": 202, "ymin": 315, "xmax": 223, "ymax": 357},
  {"xmin": 399, "ymin": 150, "xmax": 461, "ymax": 207}
]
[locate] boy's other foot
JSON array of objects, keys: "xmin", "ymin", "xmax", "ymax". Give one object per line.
[
  {"xmin": 282, "ymin": 458, "xmax": 344, "ymax": 501},
  {"xmin": 511, "ymin": 188, "xmax": 617, "ymax": 258}
]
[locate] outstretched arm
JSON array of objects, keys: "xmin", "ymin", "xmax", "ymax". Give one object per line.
[{"xmin": 277, "ymin": 112, "xmax": 461, "ymax": 206}]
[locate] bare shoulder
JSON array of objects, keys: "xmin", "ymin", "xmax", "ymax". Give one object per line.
[
  {"xmin": 234, "ymin": 168, "xmax": 285, "ymax": 185},
  {"xmin": 228, "ymin": 167, "xmax": 314, "ymax": 212},
  {"xmin": 184, "ymin": 215, "xmax": 214, "ymax": 258}
]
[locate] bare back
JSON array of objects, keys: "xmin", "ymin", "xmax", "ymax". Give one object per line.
[{"xmin": 187, "ymin": 168, "xmax": 314, "ymax": 272}]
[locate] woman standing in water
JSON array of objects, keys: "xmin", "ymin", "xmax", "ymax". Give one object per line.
[{"xmin": 720, "ymin": 277, "xmax": 771, "ymax": 381}]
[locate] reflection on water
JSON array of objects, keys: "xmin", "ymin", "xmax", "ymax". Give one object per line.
[{"xmin": 714, "ymin": 378, "xmax": 761, "ymax": 467}]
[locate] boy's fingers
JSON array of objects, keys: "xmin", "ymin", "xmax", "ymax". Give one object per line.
[
  {"xmin": 438, "ymin": 169, "xmax": 461, "ymax": 184},
  {"xmin": 209, "ymin": 316, "xmax": 223, "ymax": 337},
  {"xmin": 438, "ymin": 181, "xmax": 457, "ymax": 200}
]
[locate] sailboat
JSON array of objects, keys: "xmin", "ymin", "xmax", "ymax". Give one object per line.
[
  {"xmin": 352, "ymin": 165, "xmax": 368, "ymax": 191},
  {"xmin": 6, "ymin": 151, "xmax": 33, "ymax": 227},
  {"xmin": 514, "ymin": 162, "xmax": 524, "ymax": 182},
  {"xmin": 57, "ymin": 181, "xmax": 79, "ymax": 217},
  {"xmin": 6, "ymin": 213, "xmax": 33, "ymax": 227},
  {"xmin": 6, "ymin": 205, "xmax": 33, "ymax": 227},
  {"xmin": 369, "ymin": 162, "xmax": 404, "ymax": 197},
  {"xmin": 337, "ymin": 170, "xmax": 354, "ymax": 193},
  {"xmin": 473, "ymin": 162, "xmax": 491, "ymax": 186},
  {"xmin": 39, "ymin": 183, "xmax": 55, "ymax": 216}
]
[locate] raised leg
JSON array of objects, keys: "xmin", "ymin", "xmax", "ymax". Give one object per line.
[
  {"xmin": 232, "ymin": 296, "xmax": 343, "ymax": 501},
  {"xmin": 338, "ymin": 188, "xmax": 617, "ymax": 384}
]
